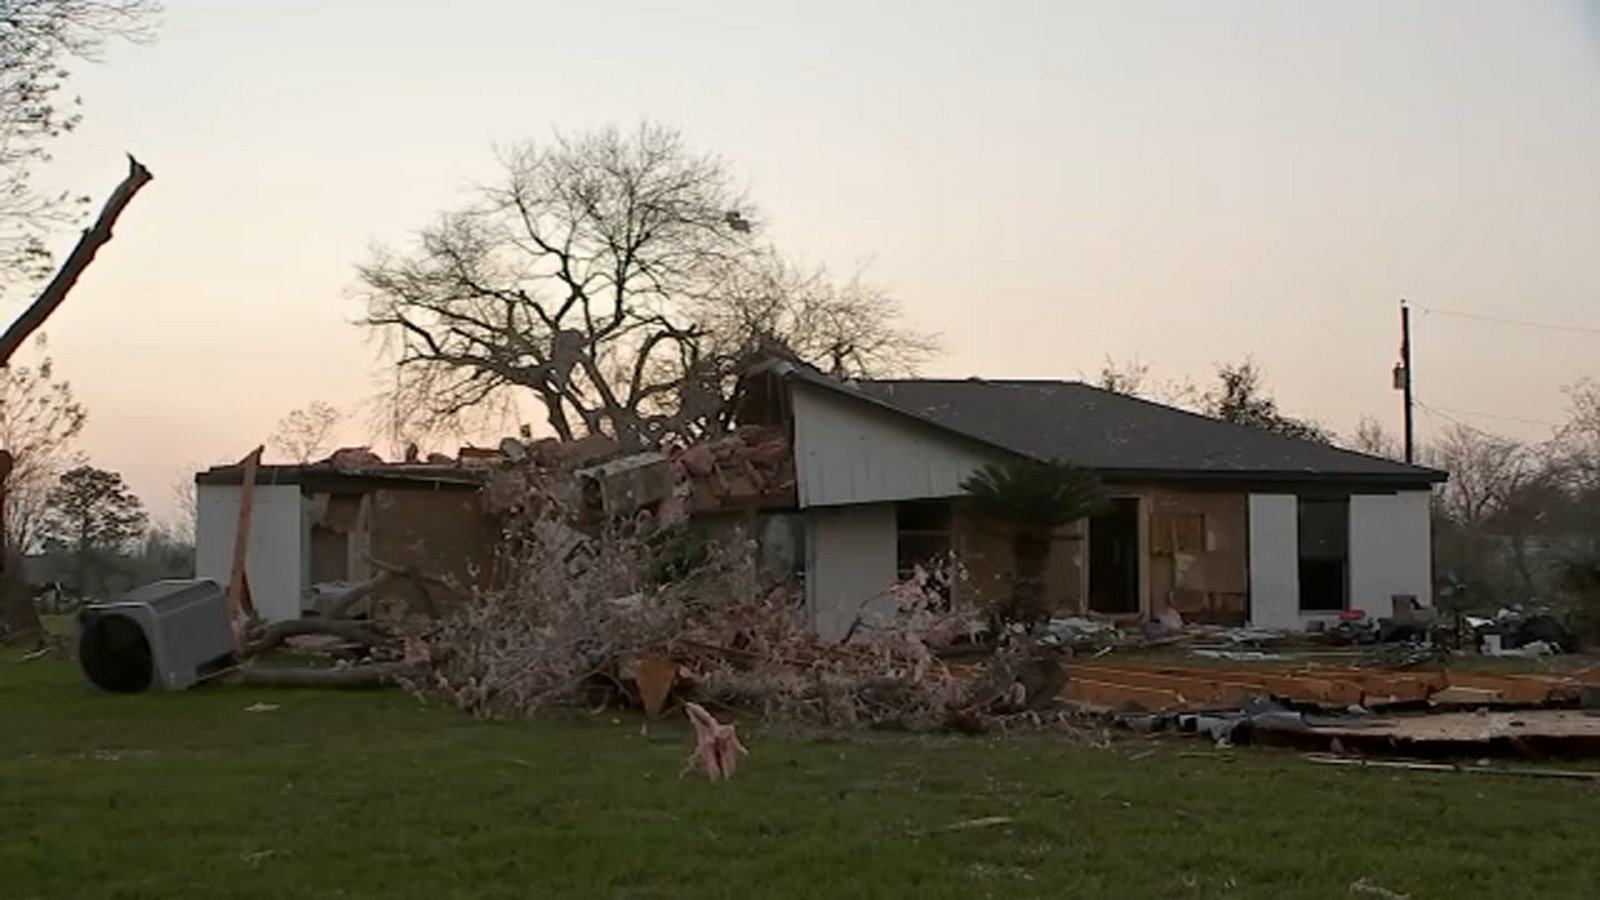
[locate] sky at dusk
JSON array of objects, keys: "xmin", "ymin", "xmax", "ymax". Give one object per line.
[{"xmin": 16, "ymin": 0, "xmax": 1600, "ymax": 523}]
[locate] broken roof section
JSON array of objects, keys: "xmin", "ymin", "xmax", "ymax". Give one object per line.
[
  {"xmin": 754, "ymin": 360, "xmax": 1447, "ymax": 488},
  {"xmin": 195, "ymin": 446, "xmax": 488, "ymax": 490}
]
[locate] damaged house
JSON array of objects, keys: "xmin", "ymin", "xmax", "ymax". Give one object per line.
[
  {"xmin": 193, "ymin": 457, "xmax": 500, "ymax": 622},
  {"xmin": 731, "ymin": 361, "xmax": 1448, "ymax": 639},
  {"xmin": 190, "ymin": 360, "xmax": 1447, "ymax": 639}
]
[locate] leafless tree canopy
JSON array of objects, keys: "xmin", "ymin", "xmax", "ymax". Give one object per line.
[
  {"xmin": 0, "ymin": 0, "xmax": 161, "ymax": 298},
  {"xmin": 1427, "ymin": 423, "xmax": 1537, "ymax": 531},
  {"xmin": 1349, "ymin": 415, "xmax": 1403, "ymax": 461},
  {"xmin": 167, "ymin": 466, "xmax": 195, "ymax": 545},
  {"xmin": 269, "ymin": 400, "xmax": 342, "ymax": 464},
  {"xmin": 0, "ymin": 339, "xmax": 85, "ymax": 551},
  {"xmin": 359, "ymin": 122, "xmax": 936, "ymax": 450},
  {"xmin": 1094, "ymin": 355, "xmax": 1202, "ymax": 408}
]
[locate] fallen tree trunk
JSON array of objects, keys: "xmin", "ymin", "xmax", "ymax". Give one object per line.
[
  {"xmin": 231, "ymin": 661, "xmax": 420, "ymax": 690},
  {"xmin": 318, "ymin": 570, "xmax": 399, "ymax": 619},
  {"xmin": 241, "ymin": 617, "xmax": 392, "ymax": 658}
]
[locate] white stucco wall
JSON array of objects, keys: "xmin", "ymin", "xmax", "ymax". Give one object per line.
[
  {"xmin": 194, "ymin": 483, "xmax": 304, "ymax": 623},
  {"xmin": 1247, "ymin": 494, "xmax": 1301, "ymax": 630},
  {"xmin": 1348, "ymin": 491, "xmax": 1432, "ymax": 620},
  {"xmin": 806, "ymin": 504, "xmax": 898, "ymax": 641},
  {"xmin": 1250, "ymin": 490, "xmax": 1434, "ymax": 630},
  {"xmin": 791, "ymin": 385, "xmax": 1000, "ymax": 508}
]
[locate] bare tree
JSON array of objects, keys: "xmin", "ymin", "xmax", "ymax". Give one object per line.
[
  {"xmin": 1428, "ymin": 423, "xmax": 1534, "ymax": 530},
  {"xmin": 1095, "ymin": 355, "xmax": 1150, "ymax": 397},
  {"xmin": 0, "ymin": 1, "xmax": 161, "ymax": 299},
  {"xmin": 168, "ymin": 465, "xmax": 196, "ymax": 545},
  {"xmin": 1092, "ymin": 355, "xmax": 1202, "ymax": 408},
  {"xmin": 0, "ymin": 338, "xmax": 85, "ymax": 552},
  {"xmin": 1549, "ymin": 377, "xmax": 1600, "ymax": 491},
  {"xmin": 1348, "ymin": 416, "xmax": 1403, "ymax": 461},
  {"xmin": 359, "ymin": 122, "xmax": 934, "ymax": 450},
  {"xmin": 269, "ymin": 400, "xmax": 343, "ymax": 463}
]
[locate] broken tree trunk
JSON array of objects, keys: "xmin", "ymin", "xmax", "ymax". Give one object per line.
[
  {"xmin": 0, "ymin": 157, "xmax": 151, "ymax": 643},
  {"xmin": 0, "ymin": 156, "xmax": 155, "ymax": 366}
]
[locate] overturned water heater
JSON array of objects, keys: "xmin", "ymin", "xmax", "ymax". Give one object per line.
[{"xmin": 77, "ymin": 578, "xmax": 236, "ymax": 693}]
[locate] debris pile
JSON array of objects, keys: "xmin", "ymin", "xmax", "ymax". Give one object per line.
[
  {"xmin": 415, "ymin": 456, "xmax": 1034, "ymax": 732},
  {"xmin": 667, "ymin": 424, "xmax": 795, "ymax": 514},
  {"xmin": 1091, "ymin": 660, "xmax": 1600, "ymax": 758}
]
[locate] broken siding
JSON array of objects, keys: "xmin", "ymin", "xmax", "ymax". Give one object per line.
[{"xmin": 790, "ymin": 384, "xmax": 1000, "ymax": 508}]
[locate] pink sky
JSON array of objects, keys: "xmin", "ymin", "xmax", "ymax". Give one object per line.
[{"xmin": 16, "ymin": 0, "xmax": 1600, "ymax": 523}]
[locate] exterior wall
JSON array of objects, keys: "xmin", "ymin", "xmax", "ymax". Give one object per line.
[
  {"xmin": 805, "ymin": 503, "xmax": 897, "ymax": 641},
  {"xmin": 1142, "ymin": 489, "xmax": 1250, "ymax": 625},
  {"xmin": 791, "ymin": 385, "xmax": 1000, "ymax": 508},
  {"xmin": 1248, "ymin": 490, "xmax": 1435, "ymax": 630},
  {"xmin": 1349, "ymin": 490, "xmax": 1433, "ymax": 619},
  {"xmin": 195, "ymin": 483, "xmax": 304, "ymax": 623},
  {"xmin": 1247, "ymin": 494, "xmax": 1300, "ymax": 630}
]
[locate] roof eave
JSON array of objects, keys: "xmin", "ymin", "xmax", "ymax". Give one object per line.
[{"xmin": 1096, "ymin": 467, "xmax": 1448, "ymax": 489}]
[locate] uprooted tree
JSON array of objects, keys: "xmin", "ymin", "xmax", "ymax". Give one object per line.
[{"xmin": 359, "ymin": 121, "xmax": 936, "ymax": 451}]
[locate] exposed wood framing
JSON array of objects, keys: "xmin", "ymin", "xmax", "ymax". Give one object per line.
[{"xmin": 226, "ymin": 446, "xmax": 264, "ymax": 644}]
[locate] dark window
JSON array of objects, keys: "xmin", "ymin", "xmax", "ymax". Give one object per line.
[
  {"xmin": 1297, "ymin": 498, "xmax": 1349, "ymax": 611},
  {"xmin": 896, "ymin": 500, "xmax": 954, "ymax": 598}
]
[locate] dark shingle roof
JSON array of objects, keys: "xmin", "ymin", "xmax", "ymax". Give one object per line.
[{"xmin": 779, "ymin": 365, "xmax": 1445, "ymax": 486}]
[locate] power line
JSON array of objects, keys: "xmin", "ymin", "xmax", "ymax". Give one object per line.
[
  {"xmin": 1414, "ymin": 400, "xmax": 1562, "ymax": 431},
  {"xmin": 1414, "ymin": 305, "xmax": 1600, "ymax": 336}
]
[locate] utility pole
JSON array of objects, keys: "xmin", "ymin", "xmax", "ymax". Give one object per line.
[{"xmin": 1398, "ymin": 299, "xmax": 1415, "ymax": 463}]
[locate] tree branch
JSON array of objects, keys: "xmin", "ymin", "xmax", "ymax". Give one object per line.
[{"xmin": 0, "ymin": 155, "xmax": 153, "ymax": 367}]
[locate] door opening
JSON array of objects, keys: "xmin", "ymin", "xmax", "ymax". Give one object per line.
[{"xmin": 1088, "ymin": 497, "xmax": 1141, "ymax": 614}]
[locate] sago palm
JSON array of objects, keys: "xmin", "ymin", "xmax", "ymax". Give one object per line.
[{"xmin": 961, "ymin": 459, "xmax": 1107, "ymax": 629}]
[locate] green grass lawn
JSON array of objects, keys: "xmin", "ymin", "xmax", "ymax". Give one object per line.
[{"xmin": 3, "ymin": 657, "xmax": 1599, "ymax": 900}]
